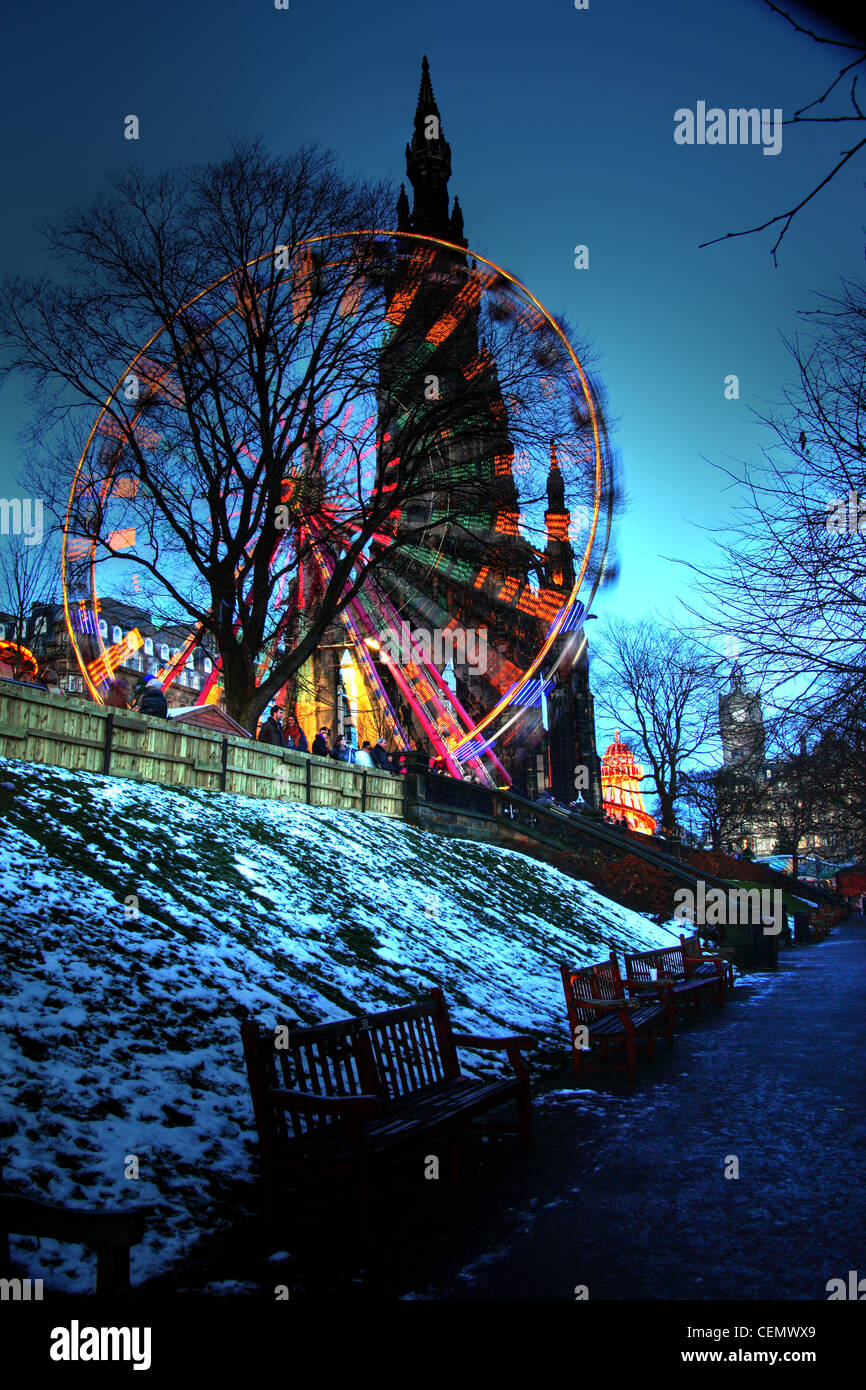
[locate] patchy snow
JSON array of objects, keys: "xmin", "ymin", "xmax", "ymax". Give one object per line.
[{"xmin": 0, "ymin": 755, "xmax": 678, "ymax": 1293}]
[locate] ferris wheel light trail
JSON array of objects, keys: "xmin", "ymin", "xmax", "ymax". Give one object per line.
[{"xmin": 64, "ymin": 229, "xmax": 610, "ymax": 767}]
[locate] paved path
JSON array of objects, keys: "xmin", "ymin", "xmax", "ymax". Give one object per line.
[{"xmin": 386, "ymin": 918, "xmax": 866, "ymax": 1301}]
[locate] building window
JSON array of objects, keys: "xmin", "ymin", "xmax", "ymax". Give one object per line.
[
  {"xmin": 144, "ymin": 637, "xmax": 153, "ymax": 656},
  {"xmin": 112, "ymin": 626, "xmax": 122, "ymax": 644},
  {"xmin": 160, "ymin": 644, "xmax": 169, "ymax": 662},
  {"xmin": 99, "ymin": 619, "xmax": 108, "ymax": 638},
  {"xmin": 204, "ymin": 657, "xmax": 212, "ymax": 673}
]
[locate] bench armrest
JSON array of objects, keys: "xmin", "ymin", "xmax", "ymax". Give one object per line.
[
  {"xmin": 576, "ymin": 998, "xmax": 643, "ymax": 1013},
  {"xmin": 452, "ymin": 1033, "xmax": 538, "ymax": 1051},
  {"xmin": 266, "ymin": 1088, "xmax": 384, "ymax": 1119}
]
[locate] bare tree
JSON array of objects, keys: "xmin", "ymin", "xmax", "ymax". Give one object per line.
[
  {"xmin": 678, "ymin": 766, "xmax": 741, "ymax": 851},
  {"xmin": 0, "ymin": 531, "xmax": 59, "ymax": 678},
  {"xmin": 802, "ymin": 677, "xmax": 866, "ymax": 859},
  {"xmin": 679, "ymin": 276, "xmax": 866, "ymax": 712},
  {"xmin": 0, "ymin": 142, "xmax": 602, "ymax": 731},
  {"xmin": 592, "ymin": 617, "xmax": 722, "ymax": 832},
  {"xmin": 752, "ymin": 725, "xmax": 824, "ymax": 877},
  {"xmin": 703, "ymin": 2, "xmax": 866, "ymax": 263}
]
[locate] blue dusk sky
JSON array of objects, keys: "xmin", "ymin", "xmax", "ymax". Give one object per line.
[{"xmin": 0, "ymin": 0, "xmax": 862, "ymax": 641}]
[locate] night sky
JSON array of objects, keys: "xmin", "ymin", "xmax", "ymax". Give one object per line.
[{"xmin": 0, "ymin": 0, "xmax": 862, "ymax": 633}]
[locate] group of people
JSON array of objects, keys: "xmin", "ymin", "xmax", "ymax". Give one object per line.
[{"xmin": 257, "ymin": 707, "xmax": 396, "ymax": 772}]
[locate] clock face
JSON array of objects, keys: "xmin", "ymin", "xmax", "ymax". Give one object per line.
[{"xmin": 732, "ymin": 709, "xmax": 747, "ymax": 723}]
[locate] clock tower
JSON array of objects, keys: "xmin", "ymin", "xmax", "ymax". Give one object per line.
[{"xmin": 719, "ymin": 662, "xmax": 765, "ymax": 766}]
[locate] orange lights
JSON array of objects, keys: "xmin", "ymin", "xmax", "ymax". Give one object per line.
[
  {"xmin": 494, "ymin": 510, "xmax": 520, "ymax": 537},
  {"xmin": 386, "ymin": 248, "xmax": 436, "ymax": 326},
  {"xmin": 0, "ymin": 640, "xmax": 38, "ymax": 681},
  {"xmin": 106, "ymin": 527, "xmax": 136, "ymax": 551},
  {"xmin": 601, "ymin": 731, "xmax": 657, "ymax": 835},
  {"xmin": 87, "ymin": 628, "xmax": 144, "ymax": 687},
  {"xmin": 111, "ymin": 477, "xmax": 139, "ymax": 499},
  {"xmin": 547, "ymin": 515, "xmax": 570, "ymax": 542}
]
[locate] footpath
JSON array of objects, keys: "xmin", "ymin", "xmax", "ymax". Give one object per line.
[
  {"xmin": 384, "ymin": 915, "xmax": 866, "ymax": 1301},
  {"xmin": 138, "ymin": 917, "xmax": 865, "ymax": 1303}
]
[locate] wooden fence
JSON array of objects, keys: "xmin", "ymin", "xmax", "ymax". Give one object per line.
[{"xmin": 0, "ymin": 682, "xmax": 403, "ymax": 817}]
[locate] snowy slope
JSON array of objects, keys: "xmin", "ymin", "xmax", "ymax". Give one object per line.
[{"xmin": 0, "ymin": 755, "xmax": 679, "ymax": 1292}]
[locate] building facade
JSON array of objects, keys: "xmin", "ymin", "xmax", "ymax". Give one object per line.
[{"xmin": 308, "ymin": 55, "xmax": 605, "ymax": 800}]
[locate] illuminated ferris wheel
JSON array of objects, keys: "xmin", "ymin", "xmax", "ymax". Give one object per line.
[{"xmin": 61, "ymin": 230, "xmax": 615, "ymax": 784}]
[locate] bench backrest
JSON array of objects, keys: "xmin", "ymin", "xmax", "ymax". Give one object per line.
[
  {"xmin": 624, "ymin": 945, "xmax": 687, "ymax": 982},
  {"xmin": 560, "ymin": 954, "xmax": 625, "ymax": 1025},
  {"xmin": 241, "ymin": 989, "xmax": 459, "ymax": 1146}
]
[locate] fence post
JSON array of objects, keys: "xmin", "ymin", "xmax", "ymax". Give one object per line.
[
  {"xmin": 305, "ymin": 757, "xmax": 312, "ymax": 806},
  {"xmin": 220, "ymin": 737, "xmax": 229, "ymax": 792},
  {"xmin": 102, "ymin": 710, "xmax": 115, "ymax": 776},
  {"xmin": 361, "ymin": 769, "xmax": 368, "ymax": 813}
]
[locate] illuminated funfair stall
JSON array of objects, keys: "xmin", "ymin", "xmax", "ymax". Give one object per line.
[{"xmin": 601, "ymin": 731, "xmax": 657, "ymax": 834}]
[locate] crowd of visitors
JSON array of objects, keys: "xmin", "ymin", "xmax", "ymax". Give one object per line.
[{"xmin": 255, "ymin": 708, "xmax": 397, "ymax": 772}]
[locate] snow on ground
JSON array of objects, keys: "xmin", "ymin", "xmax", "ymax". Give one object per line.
[{"xmin": 0, "ymin": 756, "xmax": 678, "ymax": 1292}]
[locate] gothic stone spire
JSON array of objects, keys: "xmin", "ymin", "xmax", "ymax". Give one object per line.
[{"xmin": 403, "ymin": 56, "xmax": 456, "ymax": 240}]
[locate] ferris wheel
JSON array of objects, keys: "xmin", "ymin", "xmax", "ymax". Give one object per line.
[{"xmin": 61, "ymin": 230, "xmax": 615, "ymax": 784}]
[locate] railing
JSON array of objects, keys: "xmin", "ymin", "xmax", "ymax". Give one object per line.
[
  {"xmin": 409, "ymin": 771, "xmax": 843, "ymax": 905},
  {"xmin": 407, "ymin": 769, "xmax": 729, "ymax": 888}
]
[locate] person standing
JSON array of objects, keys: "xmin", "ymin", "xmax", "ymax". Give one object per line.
[
  {"xmin": 257, "ymin": 706, "xmax": 286, "ymax": 747},
  {"xmin": 312, "ymin": 726, "xmax": 330, "ymax": 757},
  {"xmin": 40, "ymin": 668, "xmax": 66, "ymax": 699},
  {"xmin": 355, "ymin": 741, "xmax": 374, "ymax": 767},
  {"xmin": 284, "ymin": 713, "xmax": 308, "ymax": 752},
  {"xmin": 331, "ymin": 733, "xmax": 354, "ymax": 763},
  {"xmin": 371, "ymin": 738, "xmax": 393, "ymax": 773},
  {"xmin": 105, "ymin": 678, "xmax": 130, "ymax": 709},
  {"xmin": 137, "ymin": 674, "xmax": 168, "ymax": 718}
]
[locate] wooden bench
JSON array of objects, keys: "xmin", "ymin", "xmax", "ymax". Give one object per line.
[
  {"xmin": 624, "ymin": 942, "xmax": 725, "ymax": 1014},
  {"xmin": 240, "ymin": 988, "xmax": 536, "ymax": 1204},
  {"xmin": 560, "ymin": 954, "xmax": 672, "ymax": 1081},
  {"xmin": 679, "ymin": 933, "xmax": 735, "ymax": 994},
  {"xmin": 0, "ymin": 1192, "xmax": 148, "ymax": 1294},
  {"xmin": 809, "ymin": 909, "xmax": 835, "ymax": 942}
]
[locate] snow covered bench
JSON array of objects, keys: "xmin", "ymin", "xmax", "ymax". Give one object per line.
[
  {"xmin": 623, "ymin": 942, "xmax": 725, "ymax": 1014},
  {"xmin": 240, "ymin": 989, "xmax": 536, "ymax": 1204},
  {"xmin": 560, "ymin": 953, "xmax": 673, "ymax": 1081}
]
